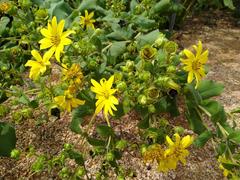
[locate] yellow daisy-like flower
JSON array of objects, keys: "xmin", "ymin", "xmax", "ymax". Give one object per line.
[
  {"xmin": 62, "ymin": 63, "xmax": 83, "ymax": 86},
  {"xmin": 80, "ymin": 10, "xmax": 96, "ymax": 29},
  {"xmin": 0, "ymin": 1, "xmax": 11, "ymax": 13},
  {"xmin": 54, "ymin": 90, "xmax": 85, "ymax": 112},
  {"xmin": 181, "ymin": 41, "xmax": 208, "ymax": 88},
  {"xmin": 164, "ymin": 133, "xmax": 194, "ymax": 166},
  {"xmin": 218, "ymin": 155, "xmax": 231, "ymax": 177},
  {"xmin": 90, "ymin": 75, "xmax": 119, "ymax": 118},
  {"xmin": 25, "ymin": 50, "xmax": 51, "ymax": 80},
  {"xmin": 39, "ymin": 16, "xmax": 75, "ymax": 62}
]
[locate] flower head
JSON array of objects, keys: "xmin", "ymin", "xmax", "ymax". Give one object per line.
[
  {"xmin": 54, "ymin": 89, "xmax": 85, "ymax": 112},
  {"xmin": 91, "ymin": 75, "xmax": 119, "ymax": 118},
  {"xmin": 62, "ymin": 63, "xmax": 83, "ymax": 86},
  {"xmin": 25, "ymin": 50, "xmax": 51, "ymax": 80},
  {"xmin": 140, "ymin": 45, "xmax": 157, "ymax": 60},
  {"xmin": 39, "ymin": 16, "xmax": 75, "ymax": 62},
  {"xmin": 181, "ymin": 41, "xmax": 208, "ymax": 88},
  {"xmin": 164, "ymin": 133, "xmax": 194, "ymax": 165},
  {"xmin": 0, "ymin": 1, "xmax": 11, "ymax": 13},
  {"xmin": 80, "ymin": 10, "xmax": 96, "ymax": 29},
  {"xmin": 218, "ymin": 155, "xmax": 232, "ymax": 177}
]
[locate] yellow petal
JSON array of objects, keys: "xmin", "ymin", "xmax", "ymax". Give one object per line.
[
  {"xmin": 88, "ymin": 11, "xmax": 94, "ymax": 19},
  {"xmin": 174, "ymin": 133, "xmax": 181, "ymax": 144},
  {"xmin": 40, "ymin": 28, "xmax": 51, "ymax": 38},
  {"xmin": 31, "ymin": 50, "xmax": 42, "ymax": 62},
  {"xmin": 181, "ymin": 135, "xmax": 193, "ymax": 148},
  {"xmin": 57, "ymin": 19, "xmax": 65, "ymax": 35},
  {"xmin": 187, "ymin": 71, "xmax": 194, "ymax": 84},
  {"xmin": 199, "ymin": 50, "xmax": 208, "ymax": 64},
  {"xmin": 51, "ymin": 16, "xmax": 58, "ymax": 34},
  {"xmin": 61, "ymin": 38, "xmax": 72, "ymax": 45},
  {"xmin": 183, "ymin": 49, "xmax": 195, "ymax": 59},
  {"xmin": 95, "ymin": 99, "xmax": 105, "ymax": 114},
  {"xmin": 166, "ymin": 135, "xmax": 174, "ymax": 146},
  {"xmin": 61, "ymin": 30, "xmax": 75, "ymax": 38},
  {"xmin": 39, "ymin": 38, "xmax": 53, "ymax": 49},
  {"xmin": 106, "ymin": 75, "xmax": 114, "ymax": 90}
]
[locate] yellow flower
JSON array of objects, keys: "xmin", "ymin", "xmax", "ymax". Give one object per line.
[
  {"xmin": 80, "ymin": 10, "xmax": 96, "ymax": 29},
  {"xmin": 181, "ymin": 41, "xmax": 208, "ymax": 88},
  {"xmin": 62, "ymin": 63, "xmax": 83, "ymax": 86},
  {"xmin": 164, "ymin": 133, "xmax": 193, "ymax": 166},
  {"xmin": 143, "ymin": 144, "xmax": 174, "ymax": 172},
  {"xmin": 39, "ymin": 16, "xmax": 75, "ymax": 62},
  {"xmin": 90, "ymin": 75, "xmax": 119, "ymax": 118},
  {"xmin": 25, "ymin": 50, "xmax": 51, "ymax": 80},
  {"xmin": 54, "ymin": 90, "xmax": 85, "ymax": 112}
]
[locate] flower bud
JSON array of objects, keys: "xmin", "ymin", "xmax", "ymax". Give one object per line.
[
  {"xmin": 126, "ymin": 60, "xmax": 135, "ymax": 71},
  {"xmin": 117, "ymin": 81, "xmax": 127, "ymax": 92},
  {"xmin": 154, "ymin": 34, "xmax": 167, "ymax": 47},
  {"xmin": 166, "ymin": 65, "xmax": 176, "ymax": 74},
  {"xmin": 155, "ymin": 76, "xmax": 170, "ymax": 88},
  {"xmin": 115, "ymin": 140, "xmax": 128, "ymax": 150},
  {"xmin": 163, "ymin": 41, "xmax": 178, "ymax": 54},
  {"xmin": 21, "ymin": 108, "xmax": 33, "ymax": 119},
  {"xmin": 114, "ymin": 72, "xmax": 123, "ymax": 82},
  {"xmin": 174, "ymin": 126, "xmax": 184, "ymax": 135},
  {"xmin": 64, "ymin": 143, "xmax": 72, "ymax": 151},
  {"xmin": 139, "ymin": 71, "xmax": 151, "ymax": 81},
  {"xmin": 12, "ymin": 111, "xmax": 23, "ymax": 123},
  {"xmin": 0, "ymin": 105, "xmax": 9, "ymax": 117},
  {"xmin": 106, "ymin": 152, "xmax": 115, "ymax": 162},
  {"xmin": 138, "ymin": 95, "xmax": 147, "ymax": 105},
  {"xmin": 75, "ymin": 166, "xmax": 85, "ymax": 177},
  {"xmin": 87, "ymin": 59, "xmax": 98, "ymax": 70},
  {"xmin": 35, "ymin": 9, "xmax": 48, "ymax": 21},
  {"xmin": 145, "ymin": 86, "xmax": 160, "ymax": 99},
  {"xmin": 11, "ymin": 149, "xmax": 21, "ymax": 159},
  {"xmin": 140, "ymin": 45, "xmax": 157, "ymax": 61},
  {"xmin": 148, "ymin": 104, "xmax": 156, "ymax": 113}
]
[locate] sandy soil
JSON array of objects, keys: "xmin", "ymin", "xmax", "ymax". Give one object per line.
[{"xmin": 0, "ymin": 10, "xmax": 239, "ymax": 180}]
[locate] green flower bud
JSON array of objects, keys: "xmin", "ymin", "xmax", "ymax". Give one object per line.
[
  {"xmin": 159, "ymin": 118, "xmax": 169, "ymax": 127},
  {"xmin": 154, "ymin": 34, "xmax": 167, "ymax": 47},
  {"xmin": 166, "ymin": 65, "xmax": 176, "ymax": 74},
  {"xmin": 59, "ymin": 167, "xmax": 69, "ymax": 178},
  {"xmin": 117, "ymin": 81, "xmax": 127, "ymax": 92},
  {"xmin": 116, "ymin": 140, "xmax": 128, "ymax": 150},
  {"xmin": 145, "ymin": 86, "xmax": 160, "ymax": 99},
  {"xmin": 106, "ymin": 152, "xmax": 115, "ymax": 162},
  {"xmin": 139, "ymin": 71, "xmax": 151, "ymax": 81},
  {"xmin": 75, "ymin": 166, "xmax": 85, "ymax": 177},
  {"xmin": 64, "ymin": 143, "xmax": 72, "ymax": 151},
  {"xmin": 127, "ymin": 42, "xmax": 137, "ymax": 53},
  {"xmin": 138, "ymin": 95, "xmax": 147, "ymax": 105},
  {"xmin": 21, "ymin": 108, "xmax": 33, "ymax": 119},
  {"xmin": 35, "ymin": 9, "xmax": 48, "ymax": 21},
  {"xmin": 140, "ymin": 45, "xmax": 157, "ymax": 60},
  {"xmin": 114, "ymin": 72, "xmax": 123, "ymax": 82},
  {"xmin": 174, "ymin": 126, "xmax": 184, "ymax": 135},
  {"xmin": 12, "ymin": 111, "xmax": 23, "ymax": 123},
  {"xmin": 87, "ymin": 59, "xmax": 98, "ymax": 70},
  {"xmin": 1, "ymin": 64, "xmax": 9, "ymax": 72},
  {"xmin": 0, "ymin": 105, "xmax": 10, "ymax": 117},
  {"xmin": 11, "ymin": 149, "xmax": 21, "ymax": 159},
  {"xmin": 163, "ymin": 41, "xmax": 178, "ymax": 54},
  {"xmin": 148, "ymin": 104, "xmax": 156, "ymax": 113},
  {"xmin": 117, "ymin": 175, "xmax": 125, "ymax": 180},
  {"xmin": 126, "ymin": 60, "xmax": 135, "ymax": 71},
  {"xmin": 155, "ymin": 76, "xmax": 170, "ymax": 88}
]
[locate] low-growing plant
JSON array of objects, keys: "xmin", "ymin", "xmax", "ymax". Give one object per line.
[{"xmin": 0, "ymin": 0, "xmax": 239, "ymax": 179}]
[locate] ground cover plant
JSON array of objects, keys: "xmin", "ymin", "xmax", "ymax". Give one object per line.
[{"xmin": 0, "ymin": 0, "xmax": 240, "ymax": 179}]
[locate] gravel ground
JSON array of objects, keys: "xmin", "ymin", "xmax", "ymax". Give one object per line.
[{"xmin": 1, "ymin": 10, "xmax": 239, "ymax": 180}]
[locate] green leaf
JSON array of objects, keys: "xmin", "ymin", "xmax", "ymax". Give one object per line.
[
  {"xmin": 78, "ymin": 0, "xmax": 97, "ymax": 11},
  {"xmin": 186, "ymin": 101, "xmax": 206, "ymax": 134},
  {"xmin": 150, "ymin": 0, "xmax": 171, "ymax": 15},
  {"xmin": 184, "ymin": 84, "xmax": 202, "ymax": 106},
  {"xmin": 136, "ymin": 30, "xmax": 160, "ymax": 47},
  {"xmin": 0, "ymin": 17, "xmax": 10, "ymax": 36},
  {"xmin": 96, "ymin": 125, "xmax": 114, "ymax": 137},
  {"xmin": 193, "ymin": 130, "xmax": 212, "ymax": 147},
  {"xmin": 138, "ymin": 114, "xmax": 150, "ymax": 129},
  {"xmin": 223, "ymin": 0, "xmax": 235, "ymax": 10},
  {"xmin": 198, "ymin": 80, "xmax": 224, "ymax": 99},
  {"xmin": 200, "ymin": 100, "xmax": 226, "ymax": 124},
  {"xmin": 155, "ymin": 97, "xmax": 168, "ymax": 113},
  {"xmin": 87, "ymin": 137, "xmax": 106, "ymax": 146},
  {"xmin": 70, "ymin": 105, "xmax": 94, "ymax": 134},
  {"xmin": 108, "ymin": 41, "xmax": 127, "ymax": 58},
  {"xmin": 107, "ymin": 26, "xmax": 134, "ymax": 41},
  {"xmin": 0, "ymin": 122, "xmax": 16, "ymax": 157},
  {"xmin": 228, "ymin": 130, "xmax": 240, "ymax": 144},
  {"xmin": 133, "ymin": 15, "xmax": 156, "ymax": 31},
  {"xmin": 68, "ymin": 150, "xmax": 84, "ymax": 166}
]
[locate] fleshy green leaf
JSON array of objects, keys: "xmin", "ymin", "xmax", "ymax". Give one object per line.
[
  {"xmin": 0, "ymin": 17, "xmax": 10, "ymax": 36},
  {"xmin": 198, "ymin": 80, "xmax": 224, "ymax": 99},
  {"xmin": 194, "ymin": 130, "xmax": 212, "ymax": 147},
  {"xmin": 228, "ymin": 130, "xmax": 240, "ymax": 144},
  {"xmin": 96, "ymin": 125, "xmax": 114, "ymax": 137},
  {"xmin": 0, "ymin": 122, "xmax": 16, "ymax": 157},
  {"xmin": 223, "ymin": 0, "xmax": 235, "ymax": 10}
]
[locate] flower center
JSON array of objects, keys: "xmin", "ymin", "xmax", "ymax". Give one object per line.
[
  {"xmin": 192, "ymin": 60, "xmax": 201, "ymax": 71},
  {"xmin": 51, "ymin": 35, "xmax": 61, "ymax": 45},
  {"xmin": 104, "ymin": 91, "xmax": 110, "ymax": 99}
]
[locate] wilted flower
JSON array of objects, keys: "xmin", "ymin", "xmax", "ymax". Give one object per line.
[{"xmin": 140, "ymin": 45, "xmax": 157, "ymax": 60}]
